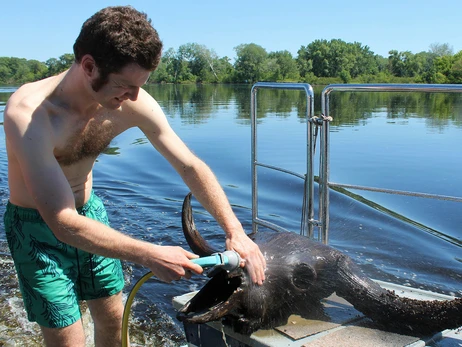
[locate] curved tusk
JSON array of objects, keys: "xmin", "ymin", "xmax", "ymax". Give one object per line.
[{"xmin": 182, "ymin": 192, "xmax": 221, "ymax": 256}]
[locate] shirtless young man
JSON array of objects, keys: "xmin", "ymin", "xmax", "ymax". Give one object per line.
[{"xmin": 3, "ymin": 6, "xmax": 266, "ymax": 347}]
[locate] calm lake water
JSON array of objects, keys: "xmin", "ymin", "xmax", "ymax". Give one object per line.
[{"xmin": 0, "ymin": 84, "xmax": 461, "ymax": 346}]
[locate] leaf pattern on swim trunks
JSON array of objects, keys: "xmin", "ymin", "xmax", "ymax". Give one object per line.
[
  {"xmin": 12, "ymin": 207, "xmax": 26, "ymax": 238},
  {"xmin": 41, "ymin": 294, "xmax": 76, "ymax": 328},
  {"xmin": 54, "ymin": 237, "xmax": 69, "ymax": 253},
  {"xmin": 114, "ymin": 259, "xmax": 124, "ymax": 282},
  {"xmin": 65, "ymin": 266, "xmax": 79, "ymax": 292},
  {"xmin": 28, "ymin": 235, "xmax": 62, "ymax": 277},
  {"xmin": 79, "ymin": 199, "xmax": 109, "ymax": 225},
  {"xmin": 81, "ymin": 255, "xmax": 94, "ymax": 277},
  {"xmin": 17, "ymin": 270, "xmax": 38, "ymax": 301},
  {"xmin": 78, "ymin": 207, "xmax": 88, "ymax": 216},
  {"xmin": 4, "ymin": 209, "xmax": 25, "ymax": 256},
  {"xmin": 93, "ymin": 204, "xmax": 109, "ymax": 225},
  {"xmin": 78, "ymin": 255, "xmax": 124, "ymax": 299}
]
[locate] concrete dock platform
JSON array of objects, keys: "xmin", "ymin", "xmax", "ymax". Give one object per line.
[{"xmin": 173, "ymin": 280, "xmax": 461, "ymax": 347}]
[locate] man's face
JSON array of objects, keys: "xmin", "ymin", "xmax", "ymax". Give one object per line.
[{"xmin": 93, "ymin": 63, "xmax": 151, "ymax": 109}]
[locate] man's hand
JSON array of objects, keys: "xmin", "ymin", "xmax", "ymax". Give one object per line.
[
  {"xmin": 147, "ymin": 245, "xmax": 203, "ymax": 283},
  {"xmin": 226, "ymin": 232, "xmax": 266, "ymax": 285}
]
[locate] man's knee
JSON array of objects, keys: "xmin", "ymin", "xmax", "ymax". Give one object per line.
[
  {"xmin": 40, "ymin": 320, "xmax": 86, "ymax": 347},
  {"xmin": 88, "ymin": 292, "xmax": 124, "ymax": 329}
]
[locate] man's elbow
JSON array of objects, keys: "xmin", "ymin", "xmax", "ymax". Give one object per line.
[{"xmin": 43, "ymin": 208, "xmax": 81, "ymax": 243}]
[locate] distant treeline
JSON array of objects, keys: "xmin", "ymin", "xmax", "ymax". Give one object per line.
[
  {"xmin": 1, "ymin": 40, "xmax": 461, "ymax": 85},
  {"xmin": 143, "ymin": 84, "xmax": 462, "ymax": 127}
]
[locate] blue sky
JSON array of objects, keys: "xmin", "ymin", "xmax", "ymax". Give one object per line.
[{"xmin": 1, "ymin": 0, "xmax": 461, "ymax": 62}]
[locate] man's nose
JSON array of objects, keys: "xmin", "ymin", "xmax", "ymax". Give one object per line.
[{"xmin": 127, "ymin": 87, "xmax": 139, "ymax": 101}]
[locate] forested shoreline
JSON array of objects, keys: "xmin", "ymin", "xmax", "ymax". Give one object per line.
[{"xmin": 1, "ymin": 40, "xmax": 461, "ymax": 85}]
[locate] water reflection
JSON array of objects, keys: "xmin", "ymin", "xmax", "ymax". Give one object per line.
[
  {"xmin": 145, "ymin": 84, "xmax": 462, "ymax": 131},
  {"xmin": 102, "ymin": 146, "xmax": 121, "ymax": 156},
  {"xmin": 3, "ymin": 84, "xmax": 461, "ymax": 128}
]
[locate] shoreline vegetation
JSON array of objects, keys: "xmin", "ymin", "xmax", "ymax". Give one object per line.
[{"xmin": 1, "ymin": 40, "xmax": 461, "ymax": 86}]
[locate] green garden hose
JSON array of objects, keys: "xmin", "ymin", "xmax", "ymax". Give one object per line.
[{"xmin": 121, "ymin": 250, "xmax": 240, "ymax": 346}]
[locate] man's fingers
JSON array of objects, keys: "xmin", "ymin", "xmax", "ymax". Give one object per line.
[
  {"xmin": 186, "ymin": 250, "xmax": 200, "ymax": 259},
  {"xmin": 242, "ymin": 257, "xmax": 265, "ymax": 285},
  {"xmin": 260, "ymin": 252, "xmax": 267, "ymax": 269},
  {"xmin": 186, "ymin": 261, "xmax": 204, "ymax": 274},
  {"xmin": 252, "ymin": 265, "xmax": 264, "ymax": 285}
]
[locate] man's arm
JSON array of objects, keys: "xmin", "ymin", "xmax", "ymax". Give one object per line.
[
  {"xmin": 134, "ymin": 90, "xmax": 266, "ymax": 284},
  {"xmin": 3, "ymin": 101, "xmax": 202, "ymax": 282}
]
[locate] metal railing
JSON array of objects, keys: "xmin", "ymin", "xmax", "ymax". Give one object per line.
[
  {"xmin": 250, "ymin": 83, "xmax": 315, "ymax": 237},
  {"xmin": 251, "ymin": 83, "xmax": 462, "ymax": 246},
  {"xmin": 319, "ymin": 84, "xmax": 462, "ymax": 244}
]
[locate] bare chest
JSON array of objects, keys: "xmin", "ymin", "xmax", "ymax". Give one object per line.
[{"xmin": 54, "ymin": 116, "xmax": 118, "ymax": 166}]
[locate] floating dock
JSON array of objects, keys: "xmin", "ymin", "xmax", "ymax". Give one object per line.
[{"xmin": 173, "ymin": 281, "xmax": 461, "ymax": 347}]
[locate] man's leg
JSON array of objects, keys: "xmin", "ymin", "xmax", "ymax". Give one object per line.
[
  {"xmin": 78, "ymin": 193, "xmax": 127, "ymax": 346},
  {"xmin": 40, "ymin": 320, "xmax": 86, "ymax": 347},
  {"xmin": 87, "ymin": 291, "xmax": 126, "ymax": 347},
  {"xmin": 4, "ymin": 203, "xmax": 86, "ymax": 345}
]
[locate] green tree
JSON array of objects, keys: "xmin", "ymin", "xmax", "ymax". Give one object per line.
[
  {"xmin": 448, "ymin": 50, "xmax": 462, "ymax": 83},
  {"xmin": 267, "ymin": 50, "xmax": 299, "ymax": 81},
  {"xmin": 149, "ymin": 59, "xmax": 170, "ymax": 83},
  {"xmin": 59, "ymin": 54, "xmax": 75, "ymax": 70},
  {"xmin": 45, "ymin": 54, "xmax": 74, "ymax": 77},
  {"xmin": 27, "ymin": 59, "xmax": 48, "ymax": 80},
  {"xmin": 1, "ymin": 57, "xmax": 33, "ymax": 84},
  {"xmin": 412, "ymin": 51, "xmax": 437, "ymax": 83},
  {"xmin": 213, "ymin": 56, "xmax": 234, "ymax": 83},
  {"xmin": 349, "ymin": 43, "xmax": 378, "ymax": 77},
  {"xmin": 161, "ymin": 47, "xmax": 194, "ymax": 83},
  {"xmin": 181, "ymin": 43, "xmax": 225, "ymax": 83},
  {"xmin": 375, "ymin": 55, "xmax": 389, "ymax": 72},
  {"xmin": 0, "ymin": 57, "xmax": 48, "ymax": 84},
  {"xmin": 388, "ymin": 50, "xmax": 420, "ymax": 77},
  {"xmin": 233, "ymin": 43, "xmax": 268, "ymax": 83},
  {"xmin": 45, "ymin": 58, "xmax": 60, "ymax": 76},
  {"xmin": 434, "ymin": 55, "xmax": 453, "ymax": 77},
  {"xmin": 178, "ymin": 43, "xmax": 211, "ymax": 82},
  {"xmin": 0, "ymin": 57, "xmax": 12, "ymax": 84},
  {"xmin": 297, "ymin": 39, "xmax": 378, "ymax": 78}
]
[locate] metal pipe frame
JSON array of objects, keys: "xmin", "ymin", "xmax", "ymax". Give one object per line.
[
  {"xmin": 320, "ymin": 83, "xmax": 462, "ymax": 244},
  {"xmin": 251, "ymin": 82, "xmax": 314, "ymax": 236}
]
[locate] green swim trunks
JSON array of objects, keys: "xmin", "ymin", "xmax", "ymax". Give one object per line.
[{"xmin": 3, "ymin": 191, "xmax": 125, "ymax": 328}]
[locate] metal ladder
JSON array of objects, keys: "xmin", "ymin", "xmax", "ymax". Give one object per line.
[{"xmin": 251, "ymin": 82, "xmax": 462, "ymax": 244}]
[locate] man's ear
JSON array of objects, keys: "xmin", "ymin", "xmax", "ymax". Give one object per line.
[{"xmin": 80, "ymin": 54, "xmax": 98, "ymax": 78}]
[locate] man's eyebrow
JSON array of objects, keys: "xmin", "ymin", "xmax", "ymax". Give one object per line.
[
  {"xmin": 116, "ymin": 80, "xmax": 139, "ymax": 88},
  {"xmin": 122, "ymin": 79, "xmax": 148, "ymax": 88}
]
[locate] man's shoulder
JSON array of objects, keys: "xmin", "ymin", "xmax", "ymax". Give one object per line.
[
  {"xmin": 130, "ymin": 87, "xmax": 159, "ymax": 109},
  {"xmin": 4, "ymin": 83, "xmax": 53, "ymax": 131},
  {"xmin": 120, "ymin": 87, "xmax": 165, "ymax": 122},
  {"xmin": 6, "ymin": 78, "xmax": 55, "ymax": 117}
]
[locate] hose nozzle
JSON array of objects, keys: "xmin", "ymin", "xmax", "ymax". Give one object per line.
[{"xmin": 191, "ymin": 250, "xmax": 241, "ymax": 274}]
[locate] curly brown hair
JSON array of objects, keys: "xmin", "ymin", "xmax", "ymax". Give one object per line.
[{"xmin": 73, "ymin": 6, "xmax": 163, "ymax": 90}]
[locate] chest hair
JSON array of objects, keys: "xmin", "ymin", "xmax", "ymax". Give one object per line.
[{"xmin": 57, "ymin": 118, "xmax": 115, "ymax": 166}]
